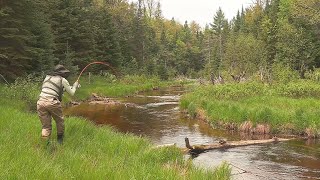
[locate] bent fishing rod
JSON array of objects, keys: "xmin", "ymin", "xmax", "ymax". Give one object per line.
[{"xmin": 76, "ymin": 61, "xmax": 120, "ymax": 82}]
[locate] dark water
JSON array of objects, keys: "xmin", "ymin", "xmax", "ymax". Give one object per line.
[{"xmin": 65, "ymin": 86, "xmax": 320, "ymax": 179}]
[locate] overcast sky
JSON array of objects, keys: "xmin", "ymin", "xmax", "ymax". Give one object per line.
[{"xmin": 129, "ymin": 0, "xmax": 253, "ymax": 27}]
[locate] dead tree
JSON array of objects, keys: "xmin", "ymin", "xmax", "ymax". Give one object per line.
[
  {"xmin": 210, "ymin": 72, "xmax": 224, "ymax": 85},
  {"xmin": 230, "ymin": 71, "xmax": 246, "ymax": 83}
]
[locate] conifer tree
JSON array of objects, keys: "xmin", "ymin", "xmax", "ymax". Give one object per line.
[{"xmin": 0, "ymin": 0, "xmax": 55, "ymax": 80}]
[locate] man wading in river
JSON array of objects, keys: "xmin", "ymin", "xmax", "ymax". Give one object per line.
[{"xmin": 37, "ymin": 65, "xmax": 80, "ymax": 144}]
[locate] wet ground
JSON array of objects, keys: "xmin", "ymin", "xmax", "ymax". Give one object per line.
[{"xmin": 65, "ymin": 86, "xmax": 320, "ymax": 180}]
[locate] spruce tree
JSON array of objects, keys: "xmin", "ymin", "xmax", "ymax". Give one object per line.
[{"xmin": 0, "ymin": 0, "xmax": 55, "ymax": 80}]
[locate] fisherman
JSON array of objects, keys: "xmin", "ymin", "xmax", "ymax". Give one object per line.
[{"xmin": 37, "ymin": 64, "xmax": 80, "ymax": 144}]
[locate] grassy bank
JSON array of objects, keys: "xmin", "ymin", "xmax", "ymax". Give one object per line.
[
  {"xmin": 180, "ymin": 81, "xmax": 320, "ymax": 137},
  {"xmin": 0, "ymin": 76, "xmax": 230, "ymax": 179},
  {"xmin": 74, "ymin": 75, "xmax": 178, "ymax": 100},
  {"xmin": 1, "ymin": 75, "xmax": 181, "ymax": 109}
]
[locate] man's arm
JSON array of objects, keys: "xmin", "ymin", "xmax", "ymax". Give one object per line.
[{"xmin": 62, "ymin": 78, "xmax": 79, "ymax": 96}]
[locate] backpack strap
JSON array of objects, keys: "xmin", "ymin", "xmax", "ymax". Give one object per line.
[{"xmin": 41, "ymin": 76, "xmax": 64, "ymax": 101}]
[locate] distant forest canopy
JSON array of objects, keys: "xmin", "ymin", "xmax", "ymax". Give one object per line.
[{"xmin": 0, "ymin": 0, "xmax": 319, "ymax": 81}]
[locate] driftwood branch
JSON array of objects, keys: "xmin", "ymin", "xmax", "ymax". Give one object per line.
[{"xmin": 184, "ymin": 137, "xmax": 291, "ymax": 154}]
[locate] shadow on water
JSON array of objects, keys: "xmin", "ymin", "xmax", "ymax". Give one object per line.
[{"xmin": 65, "ymin": 86, "xmax": 320, "ymax": 180}]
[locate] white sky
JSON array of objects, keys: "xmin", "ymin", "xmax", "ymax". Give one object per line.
[{"xmin": 129, "ymin": 0, "xmax": 253, "ymax": 27}]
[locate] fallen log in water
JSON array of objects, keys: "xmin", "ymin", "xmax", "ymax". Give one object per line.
[
  {"xmin": 183, "ymin": 137, "xmax": 292, "ymax": 154},
  {"xmin": 152, "ymin": 143, "xmax": 176, "ymax": 149}
]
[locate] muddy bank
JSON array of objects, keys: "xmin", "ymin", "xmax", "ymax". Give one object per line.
[{"xmin": 185, "ymin": 108, "xmax": 319, "ymax": 139}]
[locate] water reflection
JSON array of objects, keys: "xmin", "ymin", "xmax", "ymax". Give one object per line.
[{"xmin": 193, "ymin": 141, "xmax": 320, "ymax": 180}]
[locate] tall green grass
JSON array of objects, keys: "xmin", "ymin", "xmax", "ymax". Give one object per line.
[
  {"xmin": 0, "ymin": 76, "xmax": 231, "ymax": 179},
  {"xmin": 0, "ymin": 74, "xmax": 176, "ymax": 108},
  {"xmin": 71, "ymin": 75, "xmax": 176, "ymax": 100},
  {"xmin": 1, "ymin": 75, "xmax": 42, "ymax": 111},
  {"xmin": 0, "ymin": 98, "xmax": 230, "ymax": 179},
  {"xmin": 180, "ymin": 81, "xmax": 320, "ymax": 134}
]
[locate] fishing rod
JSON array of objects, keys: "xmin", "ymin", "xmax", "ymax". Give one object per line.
[{"xmin": 77, "ymin": 61, "xmax": 120, "ymax": 82}]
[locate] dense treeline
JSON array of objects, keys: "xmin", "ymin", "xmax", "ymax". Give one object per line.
[{"xmin": 0, "ymin": 0, "xmax": 319, "ymax": 81}]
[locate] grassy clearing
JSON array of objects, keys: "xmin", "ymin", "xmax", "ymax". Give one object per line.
[
  {"xmin": 180, "ymin": 81, "xmax": 320, "ymax": 135},
  {"xmin": 0, "ymin": 76, "xmax": 231, "ymax": 179}
]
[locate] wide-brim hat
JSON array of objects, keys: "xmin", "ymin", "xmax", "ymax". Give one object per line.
[{"xmin": 52, "ymin": 64, "xmax": 70, "ymax": 77}]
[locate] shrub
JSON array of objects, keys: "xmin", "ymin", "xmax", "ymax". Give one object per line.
[
  {"xmin": 271, "ymin": 63, "xmax": 299, "ymax": 84},
  {"xmin": 274, "ymin": 81, "xmax": 320, "ymax": 98},
  {"xmin": 305, "ymin": 68, "xmax": 320, "ymax": 82},
  {"xmin": 1, "ymin": 74, "xmax": 42, "ymax": 111}
]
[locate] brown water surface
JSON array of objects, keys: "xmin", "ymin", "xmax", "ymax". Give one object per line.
[{"xmin": 65, "ymin": 86, "xmax": 320, "ymax": 179}]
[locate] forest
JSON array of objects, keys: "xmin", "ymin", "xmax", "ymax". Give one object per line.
[
  {"xmin": 1, "ymin": 0, "xmax": 319, "ymax": 82},
  {"xmin": 1, "ymin": 1, "xmax": 320, "ymax": 179}
]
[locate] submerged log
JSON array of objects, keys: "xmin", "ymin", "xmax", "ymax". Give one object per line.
[{"xmin": 184, "ymin": 137, "xmax": 291, "ymax": 154}]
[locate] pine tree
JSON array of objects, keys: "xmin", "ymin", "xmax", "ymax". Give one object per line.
[
  {"xmin": 47, "ymin": 0, "xmax": 96, "ymax": 72},
  {"xmin": 93, "ymin": 7, "xmax": 122, "ymax": 68},
  {"xmin": 233, "ymin": 11, "xmax": 241, "ymax": 33},
  {"xmin": 210, "ymin": 7, "xmax": 227, "ymax": 73},
  {"xmin": 0, "ymin": 0, "xmax": 55, "ymax": 80},
  {"xmin": 131, "ymin": 0, "xmax": 145, "ymax": 67}
]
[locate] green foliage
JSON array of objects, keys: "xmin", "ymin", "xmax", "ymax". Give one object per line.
[
  {"xmin": 73, "ymin": 75, "xmax": 171, "ymax": 100},
  {"xmin": 305, "ymin": 68, "xmax": 320, "ymax": 82},
  {"xmin": 224, "ymin": 33, "xmax": 265, "ymax": 77},
  {"xmin": 157, "ymin": 63, "xmax": 169, "ymax": 80},
  {"xmin": 187, "ymin": 102, "xmax": 197, "ymax": 118},
  {"xmin": 180, "ymin": 82, "xmax": 320, "ymax": 134},
  {"xmin": 0, "ymin": 74, "xmax": 230, "ymax": 179},
  {"xmin": 255, "ymin": 107, "xmax": 274, "ymax": 123},
  {"xmin": 0, "ymin": 0, "xmax": 54, "ymax": 80},
  {"xmin": 99, "ymin": 72, "xmax": 117, "ymax": 83},
  {"xmin": 1, "ymin": 74, "xmax": 42, "ymax": 111},
  {"xmin": 271, "ymin": 62, "xmax": 299, "ymax": 83},
  {"xmin": 1, "ymin": 0, "xmax": 319, "ymax": 82},
  {"xmin": 184, "ymin": 80, "xmax": 320, "ymax": 100},
  {"xmin": 196, "ymin": 82, "xmax": 267, "ymax": 100},
  {"xmin": 0, "ymin": 98, "xmax": 230, "ymax": 179},
  {"xmin": 120, "ymin": 74, "xmax": 160, "ymax": 85},
  {"xmin": 274, "ymin": 80, "xmax": 320, "ymax": 98}
]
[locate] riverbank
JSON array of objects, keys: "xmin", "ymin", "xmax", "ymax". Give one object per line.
[
  {"xmin": 180, "ymin": 81, "xmax": 320, "ymax": 138},
  {"xmin": 0, "ymin": 76, "xmax": 231, "ymax": 179}
]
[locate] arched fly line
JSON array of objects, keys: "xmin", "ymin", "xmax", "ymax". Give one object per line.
[{"xmin": 77, "ymin": 61, "xmax": 120, "ymax": 82}]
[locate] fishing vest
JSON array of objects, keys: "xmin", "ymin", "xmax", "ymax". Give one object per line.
[{"xmin": 39, "ymin": 75, "xmax": 64, "ymax": 101}]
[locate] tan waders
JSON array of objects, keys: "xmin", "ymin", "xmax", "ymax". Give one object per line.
[
  {"xmin": 37, "ymin": 65, "xmax": 79, "ymax": 144},
  {"xmin": 37, "ymin": 97, "xmax": 64, "ymax": 144}
]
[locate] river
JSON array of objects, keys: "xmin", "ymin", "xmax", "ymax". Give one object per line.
[{"xmin": 65, "ymin": 86, "xmax": 320, "ymax": 180}]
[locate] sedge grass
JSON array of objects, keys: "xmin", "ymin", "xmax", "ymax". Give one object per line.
[{"xmin": 180, "ymin": 82, "xmax": 320, "ymax": 134}]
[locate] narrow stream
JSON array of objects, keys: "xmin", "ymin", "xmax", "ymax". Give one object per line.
[{"xmin": 65, "ymin": 86, "xmax": 320, "ymax": 180}]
